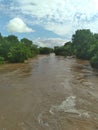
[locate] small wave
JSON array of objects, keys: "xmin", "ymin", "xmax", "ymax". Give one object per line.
[
  {"xmin": 49, "ymin": 96, "xmax": 91, "ymax": 119},
  {"xmin": 50, "ymin": 96, "xmax": 78, "ymax": 113},
  {"xmin": 38, "ymin": 112, "xmax": 49, "ymax": 127},
  {"xmin": 78, "ymin": 111, "xmax": 90, "ymax": 118}
]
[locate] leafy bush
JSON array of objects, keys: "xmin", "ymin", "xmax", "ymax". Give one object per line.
[
  {"xmin": 8, "ymin": 44, "xmax": 29, "ymax": 63},
  {"xmin": 39, "ymin": 47, "xmax": 53, "ymax": 54},
  {"xmin": 0, "ymin": 56, "xmax": 4, "ymax": 64},
  {"xmin": 90, "ymin": 54, "xmax": 98, "ymax": 68}
]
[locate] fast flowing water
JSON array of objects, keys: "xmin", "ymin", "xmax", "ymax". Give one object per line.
[{"xmin": 0, "ymin": 53, "xmax": 98, "ymax": 130}]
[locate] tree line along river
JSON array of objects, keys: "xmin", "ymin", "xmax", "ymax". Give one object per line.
[{"xmin": 0, "ymin": 53, "xmax": 98, "ymax": 130}]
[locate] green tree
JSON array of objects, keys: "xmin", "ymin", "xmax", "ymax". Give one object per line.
[
  {"xmin": 4, "ymin": 35, "xmax": 19, "ymax": 45},
  {"xmin": 39, "ymin": 47, "xmax": 53, "ymax": 54},
  {"xmin": 54, "ymin": 42, "xmax": 73, "ymax": 56},
  {"xmin": 72, "ymin": 29, "xmax": 94, "ymax": 59},
  {"xmin": 21, "ymin": 38, "xmax": 32, "ymax": 47},
  {"xmin": 54, "ymin": 46, "xmax": 66, "ymax": 56},
  {"xmin": 0, "ymin": 33, "xmax": 39, "ymax": 63},
  {"xmin": 21, "ymin": 38, "xmax": 39, "ymax": 57},
  {"xmin": 7, "ymin": 43, "xmax": 29, "ymax": 63},
  {"xmin": 0, "ymin": 56, "xmax": 4, "ymax": 64},
  {"xmin": 0, "ymin": 38, "xmax": 11, "ymax": 60},
  {"xmin": 64, "ymin": 41, "xmax": 73, "ymax": 56},
  {"xmin": 30, "ymin": 44, "xmax": 39, "ymax": 57},
  {"xmin": 89, "ymin": 34, "xmax": 98, "ymax": 68},
  {"xmin": 90, "ymin": 53, "xmax": 98, "ymax": 68}
]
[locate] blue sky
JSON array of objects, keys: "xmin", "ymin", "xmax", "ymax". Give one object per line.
[{"xmin": 0, "ymin": 0, "xmax": 98, "ymax": 47}]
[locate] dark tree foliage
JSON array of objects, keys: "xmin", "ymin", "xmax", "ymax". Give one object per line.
[
  {"xmin": 4, "ymin": 35, "xmax": 19, "ymax": 45},
  {"xmin": 89, "ymin": 34, "xmax": 98, "ymax": 68},
  {"xmin": 64, "ymin": 41, "xmax": 73, "ymax": 56},
  {"xmin": 21, "ymin": 38, "xmax": 39, "ymax": 58},
  {"xmin": 54, "ymin": 41, "xmax": 73, "ymax": 56},
  {"xmin": 39, "ymin": 47, "xmax": 53, "ymax": 54},
  {"xmin": 72, "ymin": 29, "xmax": 95, "ymax": 59},
  {"xmin": 0, "ymin": 56, "xmax": 4, "ymax": 64},
  {"xmin": 72, "ymin": 29, "xmax": 98, "ymax": 68},
  {"xmin": 1, "ymin": 29, "xmax": 98, "ymax": 68},
  {"xmin": 0, "ymin": 33, "xmax": 39, "ymax": 63},
  {"xmin": 8, "ymin": 44, "xmax": 29, "ymax": 63},
  {"xmin": 54, "ymin": 46, "xmax": 65, "ymax": 56},
  {"xmin": 0, "ymin": 36, "xmax": 11, "ymax": 60},
  {"xmin": 54, "ymin": 29, "xmax": 98, "ymax": 69},
  {"xmin": 90, "ymin": 53, "xmax": 98, "ymax": 68},
  {"xmin": 21, "ymin": 38, "xmax": 32, "ymax": 47}
]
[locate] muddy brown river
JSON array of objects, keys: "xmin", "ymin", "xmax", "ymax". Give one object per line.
[{"xmin": 0, "ymin": 53, "xmax": 98, "ymax": 130}]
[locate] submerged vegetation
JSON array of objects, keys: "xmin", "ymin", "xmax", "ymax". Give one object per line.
[{"xmin": 54, "ymin": 29, "xmax": 98, "ymax": 69}]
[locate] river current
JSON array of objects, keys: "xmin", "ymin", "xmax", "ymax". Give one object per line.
[{"xmin": 0, "ymin": 53, "xmax": 98, "ymax": 130}]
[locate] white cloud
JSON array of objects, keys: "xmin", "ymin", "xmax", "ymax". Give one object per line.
[
  {"xmin": 16, "ymin": 0, "xmax": 71, "ymax": 23},
  {"xmin": 1, "ymin": 0, "xmax": 98, "ymax": 39},
  {"xmin": 13, "ymin": 0, "xmax": 98, "ymax": 36},
  {"xmin": 7, "ymin": 17, "xmax": 34, "ymax": 33},
  {"xmin": 34, "ymin": 37, "xmax": 66, "ymax": 48},
  {"xmin": 44, "ymin": 22, "xmax": 72, "ymax": 36},
  {"xmin": 15, "ymin": 0, "xmax": 98, "ymax": 20}
]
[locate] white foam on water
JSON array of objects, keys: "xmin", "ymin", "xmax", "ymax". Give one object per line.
[
  {"xmin": 50, "ymin": 96, "xmax": 90, "ymax": 119},
  {"xmin": 38, "ymin": 112, "xmax": 49, "ymax": 127},
  {"xmin": 57, "ymin": 96, "xmax": 78, "ymax": 113},
  {"xmin": 50, "ymin": 96, "xmax": 79, "ymax": 114},
  {"xmin": 79, "ymin": 111, "xmax": 90, "ymax": 118}
]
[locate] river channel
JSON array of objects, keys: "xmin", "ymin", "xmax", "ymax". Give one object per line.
[{"xmin": 0, "ymin": 53, "xmax": 98, "ymax": 130}]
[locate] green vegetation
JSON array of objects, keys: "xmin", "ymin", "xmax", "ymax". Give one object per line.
[
  {"xmin": 1, "ymin": 29, "xmax": 98, "ymax": 69},
  {"xmin": 0, "ymin": 33, "xmax": 39, "ymax": 63},
  {"xmin": 0, "ymin": 56, "xmax": 4, "ymax": 64},
  {"xmin": 0, "ymin": 33, "xmax": 54, "ymax": 64},
  {"xmin": 54, "ymin": 41, "xmax": 73, "ymax": 56},
  {"xmin": 39, "ymin": 47, "xmax": 53, "ymax": 54},
  {"xmin": 54, "ymin": 29, "xmax": 98, "ymax": 69}
]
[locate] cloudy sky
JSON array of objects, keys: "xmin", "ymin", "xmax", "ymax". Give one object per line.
[{"xmin": 0, "ymin": 0, "xmax": 98, "ymax": 47}]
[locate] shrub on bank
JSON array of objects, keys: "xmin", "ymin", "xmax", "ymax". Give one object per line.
[{"xmin": 0, "ymin": 56, "xmax": 4, "ymax": 64}]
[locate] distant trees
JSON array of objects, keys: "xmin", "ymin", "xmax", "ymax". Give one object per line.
[
  {"xmin": 54, "ymin": 29, "xmax": 98, "ymax": 69},
  {"xmin": 54, "ymin": 46, "xmax": 65, "ymax": 56},
  {"xmin": 39, "ymin": 47, "xmax": 53, "ymax": 54},
  {"xmin": 54, "ymin": 41, "xmax": 73, "ymax": 56}
]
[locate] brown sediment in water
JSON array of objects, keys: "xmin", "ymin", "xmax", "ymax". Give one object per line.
[{"xmin": 0, "ymin": 54, "xmax": 98, "ymax": 130}]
